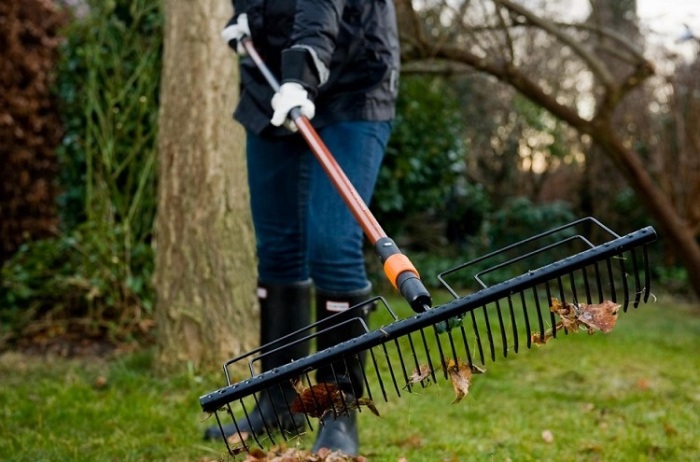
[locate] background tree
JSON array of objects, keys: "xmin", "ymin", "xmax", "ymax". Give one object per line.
[
  {"xmin": 397, "ymin": 0, "xmax": 700, "ymax": 298},
  {"xmin": 154, "ymin": 0, "xmax": 257, "ymax": 371}
]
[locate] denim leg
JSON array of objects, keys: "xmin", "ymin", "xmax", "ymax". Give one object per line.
[
  {"xmin": 246, "ymin": 131, "xmax": 311, "ymax": 284},
  {"xmin": 308, "ymin": 121, "xmax": 392, "ymax": 292}
]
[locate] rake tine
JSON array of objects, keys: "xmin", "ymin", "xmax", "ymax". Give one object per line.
[
  {"xmin": 220, "ymin": 406, "xmax": 248, "ymax": 454},
  {"xmin": 617, "ymin": 253, "xmax": 631, "ymax": 312},
  {"xmin": 362, "ymin": 344, "xmax": 387, "ymax": 401},
  {"xmin": 532, "ymin": 286, "xmax": 547, "ymax": 341},
  {"xmin": 493, "ymin": 300, "xmax": 509, "ymax": 358},
  {"xmin": 520, "ymin": 290, "xmax": 533, "ymax": 347},
  {"xmin": 405, "ymin": 333, "xmax": 421, "ymax": 375},
  {"xmin": 363, "ymin": 350, "xmax": 377, "ymax": 402},
  {"xmin": 373, "ymin": 343, "xmax": 390, "ymax": 401},
  {"xmin": 605, "ymin": 256, "xmax": 617, "ymax": 305},
  {"xmin": 480, "ymin": 304, "xmax": 497, "ymax": 363},
  {"xmin": 269, "ymin": 384, "xmax": 293, "ymax": 441},
  {"xmin": 445, "ymin": 326, "xmax": 460, "ymax": 365},
  {"xmin": 643, "ymin": 244, "xmax": 651, "ymax": 303},
  {"xmin": 506, "ymin": 295, "xmax": 519, "ymax": 354},
  {"xmin": 468, "ymin": 308, "xmax": 486, "ymax": 365},
  {"xmin": 402, "ymin": 333, "xmax": 424, "ymax": 390},
  {"xmin": 419, "ymin": 328, "xmax": 439, "ymax": 383},
  {"xmin": 239, "ymin": 399, "xmax": 265, "ymax": 448},
  {"xmin": 431, "ymin": 325, "xmax": 450, "ymax": 378},
  {"xmin": 544, "ymin": 282, "xmax": 558, "ymax": 340},
  {"xmin": 298, "ymin": 374, "xmax": 315, "ymax": 431},
  {"xmin": 556, "ymin": 276, "xmax": 567, "ymax": 305},
  {"xmin": 458, "ymin": 322, "xmax": 474, "ymax": 366},
  {"xmin": 380, "ymin": 342, "xmax": 402, "ymax": 398},
  {"xmin": 630, "ymin": 248, "xmax": 643, "ymax": 308},
  {"xmin": 568, "ymin": 272, "xmax": 579, "ymax": 306},
  {"xmin": 555, "ymin": 277, "xmax": 572, "ymax": 335},
  {"xmin": 592, "ymin": 261, "xmax": 604, "ymax": 303},
  {"xmin": 581, "ymin": 267, "xmax": 593, "ymax": 304},
  {"xmin": 392, "ymin": 339, "xmax": 410, "ymax": 393}
]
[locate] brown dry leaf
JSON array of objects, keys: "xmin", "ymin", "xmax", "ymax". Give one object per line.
[
  {"xmin": 575, "ymin": 300, "xmax": 620, "ymax": 333},
  {"xmin": 541, "ymin": 429, "xmax": 554, "ymax": 443},
  {"xmin": 291, "ymin": 383, "xmax": 344, "ymax": 418},
  {"xmin": 531, "ymin": 322, "xmax": 562, "ymax": 345},
  {"xmin": 445, "ymin": 358, "xmax": 472, "ymax": 404},
  {"xmin": 354, "ymin": 397, "xmax": 380, "ymax": 417},
  {"xmin": 535, "ymin": 298, "xmax": 621, "ymax": 345},
  {"xmin": 226, "ymin": 430, "xmax": 250, "ymax": 450},
  {"xmin": 244, "ymin": 447, "xmax": 268, "ymax": 460},
  {"xmin": 550, "ymin": 298, "xmax": 580, "ymax": 332},
  {"xmin": 405, "ymin": 364, "xmax": 432, "ymax": 388},
  {"xmin": 470, "ymin": 363, "xmax": 487, "ymax": 374},
  {"xmin": 290, "ymin": 383, "xmax": 380, "ymax": 420},
  {"xmin": 291, "ymin": 377, "xmax": 306, "ymax": 395}
]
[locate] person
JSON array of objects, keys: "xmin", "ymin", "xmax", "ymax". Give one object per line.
[{"xmin": 203, "ymin": 0, "xmax": 400, "ymax": 456}]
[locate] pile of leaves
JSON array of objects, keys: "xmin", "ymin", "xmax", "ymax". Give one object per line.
[{"xmin": 238, "ymin": 447, "xmax": 368, "ymax": 462}]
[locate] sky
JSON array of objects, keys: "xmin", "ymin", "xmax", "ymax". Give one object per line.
[{"xmin": 637, "ymin": 0, "xmax": 700, "ymax": 51}]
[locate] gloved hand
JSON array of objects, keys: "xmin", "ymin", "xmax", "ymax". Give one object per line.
[
  {"xmin": 271, "ymin": 82, "xmax": 316, "ymax": 131},
  {"xmin": 221, "ymin": 13, "xmax": 250, "ymax": 55}
]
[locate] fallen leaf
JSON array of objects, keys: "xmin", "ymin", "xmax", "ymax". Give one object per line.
[
  {"xmin": 534, "ymin": 298, "xmax": 621, "ymax": 345},
  {"xmin": 354, "ymin": 397, "xmax": 380, "ymax": 417},
  {"xmin": 531, "ymin": 323, "xmax": 561, "ymax": 345},
  {"xmin": 542, "ymin": 429, "xmax": 554, "ymax": 443},
  {"xmin": 636, "ymin": 378, "xmax": 651, "ymax": 390},
  {"xmin": 404, "ymin": 364, "xmax": 432, "ymax": 389},
  {"xmin": 469, "ymin": 364, "xmax": 486, "ymax": 374},
  {"xmin": 445, "ymin": 358, "xmax": 472, "ymax": 404},
  {"xmin": 291, "ymin": 382, "xmax": 380, "ymax": 419},
  {"xmin": 575, "ymin": 300, "xmax": 620, "ymax": 333},
  {"xmin": 226, "ymin": 430, "xmax": 249, "ymax": 453},
  {"xmin": 94, "ymin": 375, "xmax": 108, "ymax": 389},
  {"xmin": 291, "ymin": 383, "xmax": 344, "ymax": 418}
]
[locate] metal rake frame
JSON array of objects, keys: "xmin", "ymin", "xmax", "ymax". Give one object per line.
[{"xmin": 200, "ymin": 217, "xmax": 657, "ymax": 454}]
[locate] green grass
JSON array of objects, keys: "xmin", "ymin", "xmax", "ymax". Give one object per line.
[{"xmin": 1, "ymin": 294, "xmax": 699, "ymax": 461}]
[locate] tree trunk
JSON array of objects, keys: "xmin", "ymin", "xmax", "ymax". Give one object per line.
[{"xmin": 154, "ymin": 0, "xmax": 257, "ymax": 372}]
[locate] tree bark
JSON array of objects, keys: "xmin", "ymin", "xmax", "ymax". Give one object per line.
[{"xmin": 154, "ymin": 0, "xmax": 258, "ymax": 372}]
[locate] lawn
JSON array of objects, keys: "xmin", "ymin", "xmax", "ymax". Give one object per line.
[{"xmin": 1, "ymin": 293, "xmax": 698, "ymax": 461}]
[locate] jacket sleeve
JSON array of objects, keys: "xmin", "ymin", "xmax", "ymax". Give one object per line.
[
  {"xmin": 280, "ymin": 0, "xmax": 347, "ymax": 96},
  {"xmin": 229, "ymin": 0, "xmax": 264, "ymax": 38}
]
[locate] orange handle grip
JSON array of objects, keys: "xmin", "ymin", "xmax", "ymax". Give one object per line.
[{"xmin": 384, "ymin": 254, "xmax": 420, "ymax": 289}]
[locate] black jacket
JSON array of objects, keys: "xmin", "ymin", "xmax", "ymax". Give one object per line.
[{"xmin": 229, "ymin": 0, "xmax": 400, "ymax": 136}]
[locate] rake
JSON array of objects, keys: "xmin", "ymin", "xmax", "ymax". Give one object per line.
[{"xmin": 201, "ymin": 39, "xmax": 658, "ymax": 455}]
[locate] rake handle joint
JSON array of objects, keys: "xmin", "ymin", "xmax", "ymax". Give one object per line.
[{"xmin": 376, "ymin": 237, "xmax": 432, "ymax": 312}]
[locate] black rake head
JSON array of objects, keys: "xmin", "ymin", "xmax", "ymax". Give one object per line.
[{"xmin": 200, "ymin": 217, "xmax": 657, "ymax": 455}]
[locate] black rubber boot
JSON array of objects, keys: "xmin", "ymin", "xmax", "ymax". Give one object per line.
[
  {"xmin": 311, "ymin": 286, "xmax": 373, "ymax": 456},
  {"xmin": 204, "ymin": 280, "xmax": 312, "ymax": 441}
]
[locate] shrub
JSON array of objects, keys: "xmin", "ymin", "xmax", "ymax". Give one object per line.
[
  {"xmin": 0, "ymin": 0, "xmax": 162, "ymax": 347},
  {"xmin": 0, "ymin": 0, "xmax": 65, "ymax": 261}
]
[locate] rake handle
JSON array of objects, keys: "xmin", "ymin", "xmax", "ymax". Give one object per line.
[{"xmin": 241, "ymin": 38, "xmax": 432, "ymax": 312}]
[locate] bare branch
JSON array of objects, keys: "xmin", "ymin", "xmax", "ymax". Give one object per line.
[{"xmin": 494, "ymin": 0, "xmax": 616, "ymax": 88}]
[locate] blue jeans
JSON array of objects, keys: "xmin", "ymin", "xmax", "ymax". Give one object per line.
[{"xmin": 246, "ymin": 121, "xmax": 392, "ymax": 293}]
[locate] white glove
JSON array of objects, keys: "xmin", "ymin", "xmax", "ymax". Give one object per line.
[
  {"xmin": 221, "ymin": 13, "xmax": 250, "ymax": 55},
  {"xmin": 271, "ymin": 82, "xmax": 316, "ymax": 131}
]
